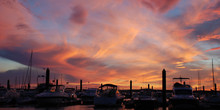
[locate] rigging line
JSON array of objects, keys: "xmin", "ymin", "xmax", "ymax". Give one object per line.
[{"xmin": 28, "ymin": 50, "xmax": 33, "ymax": 84}]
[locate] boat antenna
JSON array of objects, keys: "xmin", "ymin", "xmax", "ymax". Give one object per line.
[
  {"xmin": 212, "ymin": 58, "xmax": 215, "ymax": 90},
  {"xmin": 173, "ymin": 76, "xmax": 190, "ymax": 84}
]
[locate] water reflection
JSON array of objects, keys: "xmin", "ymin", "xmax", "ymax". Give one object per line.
[{"xmin": 0, "ymin": 105, "xmax": 169, "ymax": 110}]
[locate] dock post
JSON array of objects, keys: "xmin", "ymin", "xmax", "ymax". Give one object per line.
[
  {"xmin": 46, "ymin": 68, "xmax": 50, "ymax": 89},
  {"xmin": 80, "ymin": 79, "xmax": 82, "ymax": 92},
  {"xmin": 7, "ymin": 80, "xmax": 10, "ymax": 90},
  {"xmin": 203, "ymin": 86, "xmax": 205, "ymax": 92},
  {"xmin": 152, "ymin": 86, "xmax": 153, "ymax": 90},
  {"xmin": 130, "ymin": 80, "xmax": 132, "ymax": 98},
  {"xmin": 28, "ymin": 83, "xmax": 30, "ymax": 90},
  {"xmin": 215, "ymin": 83, "xmax": 217, "ymax": 95},
  {"xmin": 148, "ymin": 84, "xmax": 150, "ymax": 89},
  {"xmin": 162, "ymin": 69, "xmax": 166, "ymax": 109},
  {"xmin": 56, "ymin": 79, "xmax": 58, "ymax": 91}
]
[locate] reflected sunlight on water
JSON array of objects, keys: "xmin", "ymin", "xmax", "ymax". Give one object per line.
[{"xmin": 0, "ymin": 105, "xmax": 169, "ymax": 110}]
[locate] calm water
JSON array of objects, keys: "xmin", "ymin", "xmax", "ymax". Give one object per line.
[{"xmin": 0, "ymin": 105, "xmax": 167, "ymax": 110}]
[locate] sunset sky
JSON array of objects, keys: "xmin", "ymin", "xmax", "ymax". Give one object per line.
[{"xmin": 0, "ymin": 0, "xmax": 220, "ymax": 90}]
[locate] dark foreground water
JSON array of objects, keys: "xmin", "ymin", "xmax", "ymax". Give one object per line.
[{"xmin": 0, "ymin": 105, "xmax": 167, "ymax": 110}]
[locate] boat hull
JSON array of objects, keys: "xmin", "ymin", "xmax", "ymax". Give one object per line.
[
  {"xmin": 169, "ymin": 98, "xmax": 199, "ymax": 109},
  {"xmin": 94, "ymin": 96, "xmax": 122, "ymax": 107},
  {"xmin": 36, "ymin": 96, "xmax": 71, "ymax": 105}
]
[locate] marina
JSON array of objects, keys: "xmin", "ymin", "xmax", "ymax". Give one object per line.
[
  {"xmin": 0, "ymin": 68, "xmax": 220, "ymax": 110},
  {"xmin": 1, "ymin": 0, "xmax": 220, "ymax": 110}
]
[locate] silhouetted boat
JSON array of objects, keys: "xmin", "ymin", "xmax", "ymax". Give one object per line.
[
  {"xmin": 17, "ymin": 89, "xmax": 37, "ymax": 105},
  {"xmin": 0, "ymin": 89, "xmax": 20, "ymax": 105},
  {"xmin": 35, "ymin": 85, "xmax": 76, "ymax": 106},
  {"xmin": 94, "ymin": 84, "xmax": 123, "ymax": 107},
  {"xmin": 169, "ymin": 77, "xmax": 199, "ymax": 109},
  {"xmin": 200, "ymin": 59, "xmax": 220, "ymax": 108}
]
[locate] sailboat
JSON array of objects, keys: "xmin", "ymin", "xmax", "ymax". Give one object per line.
[
  {"xmin": 201, "ymin": 59, "xmax": 220, "ymax": 108},
  {"xmin": 22, "ymin": 50, "xmax": 33, "ymax": 89},
  {"xmin": 17, "ymin": 50, "xmax": 37, "ymax": 104},
  {"xmin": 0, "ymin": 80, "xmax": 20, "ymax": 105}
]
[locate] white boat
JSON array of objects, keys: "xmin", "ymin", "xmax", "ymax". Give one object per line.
[
  {"xmin": 169, "ymin": 77, "xmax": 199, "ymax": 109},
  {"xmin": 94, "ymin": 84, "xmax": 123, "ymax": 107},
  {"xmin": 35, "ymin": 85, "xmax": 73, "ymax": 105}
]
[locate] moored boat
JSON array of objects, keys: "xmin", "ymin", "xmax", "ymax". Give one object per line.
[
  {"xmin": 169, "ymin": 77, "xmax": 199, "ymax": 109},
  {"xmin": 94, "ymin": 84, "xmax": 123, "ymax": 107},
  {"xmin": 35, "ymin": 84, "xmax": 75, "ymax": 106}
]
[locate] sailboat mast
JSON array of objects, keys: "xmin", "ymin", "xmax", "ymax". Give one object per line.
[
  {"xmin": 27, "ymin": 50, "xmax": 33, "ymax": 89},
  {"xmin": 212, "ymin": 59, "xmax": 215, "ymax": 90},
  {"xmin": 28, "ymin": 50, "xmax": 33, "ymax": 85}
]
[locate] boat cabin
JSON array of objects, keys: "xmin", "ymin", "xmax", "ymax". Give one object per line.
[
  {"xmin": 173, "ymin": 82, "xmax": 193, "ymax": 95},
  {"xmin": 97, "ymin": 84, "xmax": 119, "ymax": 97}
]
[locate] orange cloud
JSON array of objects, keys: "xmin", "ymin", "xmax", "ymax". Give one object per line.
[
  {"xmin": 205, "ymin": 47, "xmax": 220, "ymax": 52},
  {"xmin": 181, "ymin": 0, "xmax": 220, "ymax": 26},
  {"xmin": 198, "ymin": 35, "xmax": 220, "ymax": 41}
]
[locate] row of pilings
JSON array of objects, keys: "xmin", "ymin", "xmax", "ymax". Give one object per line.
[{"xmin": 5, "ymin": 68, "xmax": 218, "ymax": 94}]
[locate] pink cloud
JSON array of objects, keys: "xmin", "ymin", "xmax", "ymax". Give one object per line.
[
  {"xmin": 69, "ymin": 5, "xmax": 88, "ymax": 24},
  {"xmin": 180, "ymin": 0, "xmax": 220, "ymax": 26},
  {"xmin": 140, "ymin": 0, "xmax": 179, "ymax": 13}
]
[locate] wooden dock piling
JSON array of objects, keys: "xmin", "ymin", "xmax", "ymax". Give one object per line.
[
  {"xmin": 80, "ymin": 79, "xmax": 82, "ymax": 92},
  {"xmin": 7, "ymin": 80, "xmax": 10, "ymax": 90},
  {"xmin": 130, "ymin": 80, "xmax": 132, "ymax": 98},
  {"xmin": 162, "ymin": 69, "xmax": 166, "ymax": 109}
]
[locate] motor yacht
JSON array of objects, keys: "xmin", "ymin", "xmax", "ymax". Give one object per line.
[
  {"xmin": 94, "ymin": 84, "xmax": 123, "ymax": 107},
  {"xmin": 169, "ymin": 78, "xmax": 199, "ymax": 109}
]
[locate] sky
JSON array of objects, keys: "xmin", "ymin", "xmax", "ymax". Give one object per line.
[{"xmin": 0, "ymin": 0, "xmax": 220, "ymax": 90}]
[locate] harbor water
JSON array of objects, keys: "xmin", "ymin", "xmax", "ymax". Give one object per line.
[{"xmin": 0, "ymin": 105, "xmax": 168, "ymax": 110}]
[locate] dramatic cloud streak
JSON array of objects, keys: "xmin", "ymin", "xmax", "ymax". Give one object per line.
[{"xmin": 140, "ymin": 0, "xmax": 179, "ymax": 13}]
